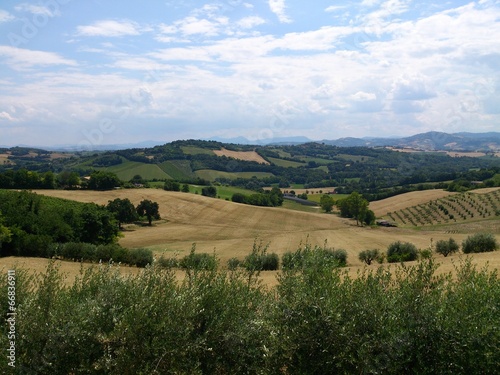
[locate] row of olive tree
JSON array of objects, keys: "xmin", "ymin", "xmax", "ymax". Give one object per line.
[
  {"xmin": 2, "ymin": 255, "xmax": 499, "ymax": 373},
  {"xmin": 358, "ymin": 233, "xmax": 498, "ymax": 265}
]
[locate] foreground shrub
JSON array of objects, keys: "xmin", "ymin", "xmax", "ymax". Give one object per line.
[
  {"xmin": 435, "ymin": 238, "xmax": 460, "ymax": 257},
  {"xmin": 157, "ymin": 256, "xmax": 179, "ymax": 269},
  {"xmin": 387, "ymin": 241, "xmax": 418, "ymax": 263},
  {"xmin": 1, "ymin": 257, "xmax": 499, "ymax": 373},
  {"xmin": 227, "ymin": 257, "xmax": 241, "ymax": 270},
  {"xmin": 462, "ymin": 233, "xmax": 498, "ymax": 254}
]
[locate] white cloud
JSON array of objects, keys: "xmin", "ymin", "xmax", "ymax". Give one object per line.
[
  {"xmin": 14, "ymin": 3, "xmax": 60, "ymax": 17},
  {"xmin": 0, "ymin": 46, "xmax": 77, "ymax": 70},
  {"xmin": 269, "ymin": 0, "xmax": 292, "ymax": 23},
  {"xmin": 350, "ymin": 91, "xmax": 377, "ymax": 101},
  {"xmin": 76, "ymin": 20, "xmax": 142, "ymax": 37},
  {"xmin": 0, "ymin": 111, "xmax": 15, "ymax": 121},
  {"xmin": 237, "ymin": 16, "xmax": 266, "ymax": 29},
  {"xmin": 0, "ymin": 9, "xmax": 14, "ymax": 23}
]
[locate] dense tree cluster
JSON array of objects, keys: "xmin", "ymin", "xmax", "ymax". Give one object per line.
[
  {"xmin": 0, "ymin": 190, "xmax": 119, "ymax": 257},
  {"xmin": 231, "ymin": 187, "xmax": 284, "ymax": 207}
]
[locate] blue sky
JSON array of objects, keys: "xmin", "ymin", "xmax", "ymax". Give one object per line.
[{"xmin": 0, "ymin": 0, "xmax": 499, "ymax": 148}]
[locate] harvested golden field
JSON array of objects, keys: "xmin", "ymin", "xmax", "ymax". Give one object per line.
[
  {"xmin": 213, "ymin": 147, "xmax": 269, "ymax": 164},
  {"xmin": 32, "ymin": 189, "xmax": 499, "ymax": 272},
  {"xmin": 0, "ymin": 154, "xmax": 11, "ymax": 164}
]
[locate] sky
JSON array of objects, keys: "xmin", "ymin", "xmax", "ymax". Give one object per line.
[{"xmin": 0, "ymin": 0, "xmax": 499, "ymax": 148}]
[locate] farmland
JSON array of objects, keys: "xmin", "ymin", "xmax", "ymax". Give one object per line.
[{"xmin": 24, "ymin": 187, "xmax": 499, "ymax": 277}]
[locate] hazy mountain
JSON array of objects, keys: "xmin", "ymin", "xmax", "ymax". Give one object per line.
[{"xmin": 321, "ymin": 131, "xmax": 500, "ymax": 151}]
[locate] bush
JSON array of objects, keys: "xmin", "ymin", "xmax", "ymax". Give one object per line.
[
  {"xmin": 227, "ymin": 257, "xmax": 241, "ymax": 270},
  {"xmin": 387, "ymin": 241, "xmax": 418, "ymax": 263},
  {"xmin": 435, "ymin": 238, "xmax": 460, "ymax": 257},
  {"xmin": 59, "ymin": 242, "xmax": 96, "ymax": 261},
  {"xmin": 244, "ymin": 252, "xmax": 280, "ymax": 271},
  {"xmin": 201, "ymin": 186, "xmax": 217, "ymax": 198},
  {"xmin": 157, "ymin": 256, "xmax": 179, "ymax": 269},
  {"xmin": 127, "ymin": 248, "xmax": 154, "ymax": 267},
  {"xmin": 462, "ymin": 233, "xmax": 498, "ymax": 254},
  {"xmin": 358, "ymin": 249, "xmax": 380, "ymax": 265},
  {"xmin": 180, "ymin": 248, "xmax": 217, "ymax": 271},
  {"xmin": 164, "ymin": 180, "xmax": 181, "ymax": 191},
  {"xmin": 282, "ymin": 244, "xmax": 347, "ymax": 270},
  {"xmin": 231, "ymin": 193, "xmax": 247, "ymax": 203}
]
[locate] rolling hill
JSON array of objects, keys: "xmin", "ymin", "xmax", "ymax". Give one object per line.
[{"xmin": 33, "ymin": 188, "xmax": 500, "ymax": 268}]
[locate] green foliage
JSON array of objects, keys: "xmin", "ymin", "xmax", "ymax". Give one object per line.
[
  {"xmin": 320, "ymin": 194, "xmax": 335, "ymax": 212},
  {"xmin": 227, "ymin": 257, "xmax": 241, "ymax": 270},
  {"xmin": 337, "ymin": 191, "xmax": 369, "ymax": 225},
  {"xmin": 435, "ymin": 238, "xmax": 460, "ymax": 257},
  {"xmin": 91, "ymin": 154, "xmax": 122, "ymax": 167},
  {"xmin": 243, "ymin": 240, "xmax": 280, "ymax": 271},
  {"xmin": 0, "ymin": 190, "xmax": 118, "ymax": 257},
  {"xmin": 136, "ymin": 199, "xmax": 160, "ymax": 226},
  {"xmin": 1, "ymin": 257, "xmax": 500, "ymax": 373},
  {"xmin": 180, "ymin": 247, "xmax": 217, "ymax": 271},
  {"xmin": 181, "ymin": 183, "xmax": 190, "ymax": 192},
  {"xmin": 358, "ymin": 249, "xmax": 380, "ymax": 265},
  {"xmin": 88, "ymin": 170, "xmax": 122, "ymax": 190},
  {"xmin": 164, "ymin": 180, "xmax": 181, "ymax": 191},
  {"xmin": 387, "ymin": 241, "xmax": 418, "ymax": 263},
  {"xmin": 462, "ymin": 233, "xmax": 498, "ymax": 254},
  {"xmin": 201, "ymin": 185, "xmax": 217, "ymax": 197},
  {"xmin": 106, "ymin": 198, "xmax": 138, "ymax": 228},
  {"xmin": 282, "ymin": 242, "xmax": 348, "ymax": 270}
]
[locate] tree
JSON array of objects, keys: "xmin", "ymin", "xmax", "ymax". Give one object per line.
[
  {"xmin": 358, "ymin": 249, "xmax": 380, "ymax": 265},
  {"xmin": 107, "ymin": 198, "xmax": 139, "ymax": 229},
  {"xmin": 364, "ymin": 209, "xmax": 376, "ymax": 226},
  {"xmin": 435, "ymin": 238, "xmax": 459, "ymax": 257},
  {"xmin": 387, "ymin": 241, "xmax": 418, "ymax": 263},
  {"xmin": 164, "ymin": 180, "xmax": 181, "ymax": 191},
  {"xmin": 0, "ymin": 212, "xmax": 11, "ymax": 253},
  {"xmin": 462, "ymin": 233, "xmax": 498, "ymax": 254},
  {"xmin": 137, "ymin": 200, "xmax": 160, "ymax": 226},
  {"xmin": 181, "ymin": 184, "xmax": 190, "ymax": 193},
  {"xmin": 79, "ymin": 205, "xmax": 119, "ymax": 245},
  {"xmin": 201, "ymin": 186, "xmax": 217, "ymax": 198},
  {"xmin": 232, "ymin": 193, "xmax": 247, "ymax": 203},
  {"xmin": 88, "ymin": 171, "xmax": 121, "ymax": 190},
  {"xmin": 320, "ymin": 195, "xmax": 335, "ymax": 213},
  {"xmin": 337, "ymin": 192, "xmax": 369, "ymax": 225}
]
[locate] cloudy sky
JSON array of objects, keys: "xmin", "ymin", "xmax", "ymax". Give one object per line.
[{"xmin": 0, "ymin": 0, "xmax": 499, "ymax": 147}]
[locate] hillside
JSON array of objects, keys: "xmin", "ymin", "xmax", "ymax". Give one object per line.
[{"xmin": 34, "ymin": 189, "xmax": 500, "ymax": 267}]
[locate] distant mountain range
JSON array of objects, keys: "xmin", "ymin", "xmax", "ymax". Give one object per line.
[
  {"xmin": 2, "ymin": 131, "xmax": 499, "ymax": 152},
  {"xmin": 212, "ymin": 131, "xmax": 500, "ymax": 152}
]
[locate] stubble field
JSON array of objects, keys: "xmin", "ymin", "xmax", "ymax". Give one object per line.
[{"xmin": 1, "ymin": 188, "xmax": 498, "ymax": 285}]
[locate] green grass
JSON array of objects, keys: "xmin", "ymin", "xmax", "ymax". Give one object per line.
[
  {"xmin": 195, "ymin": 169, "xmax": 274, "ymax": 181},
  {"xmin": 298, "ymin": 156, "xmax": 335, "ymax": 165},
  {"xmin": 159, "ymin": 160, "xmax": 195, "ymax": 180},
  {"xmin": 336, "ymin": 154, "xmax": 373, "ymax": 162},
  {"xmin": 180, "ymin": 146, "xmax": 217, "ymax": 155},
  {"xmin": 214, "ymin": 185, "xmax": 259, "ymax": 200},
  {"xmin": 308, "ymin": 193, "xmax": 349, "ymax": 203},
  {"xmin": 280, "ymin": 199, "xmax": 321, "ymax": 213},
  {"xmin": 98, "ymin": 161, "xmax": 171, "ymax": 181},
  {"xmin": 267, "ymin": 157, "xmax": 306, "ymax": 168}
]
